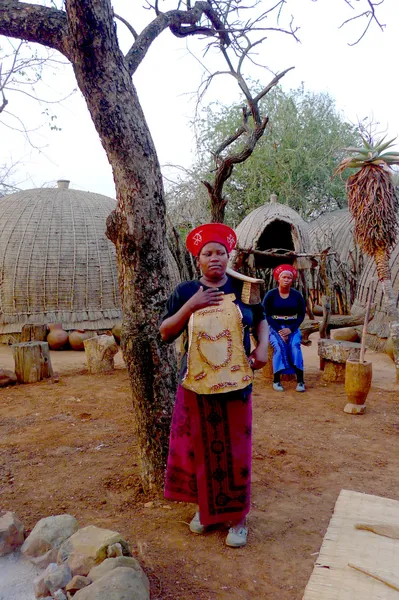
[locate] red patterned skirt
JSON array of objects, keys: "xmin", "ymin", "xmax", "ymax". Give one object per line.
[{"xmin": 164, "ymin": 385, "xmax": 252, "ymax": 526}]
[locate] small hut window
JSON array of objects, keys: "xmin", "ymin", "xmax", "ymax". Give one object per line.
[{"xmin": 256, "ymin": 220, "xmax": 295, "ymax": 269}]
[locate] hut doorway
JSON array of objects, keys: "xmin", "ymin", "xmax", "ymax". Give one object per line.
[{"xmin": 255, "ymin": 220, "xmax": 295, "ymax": 270}]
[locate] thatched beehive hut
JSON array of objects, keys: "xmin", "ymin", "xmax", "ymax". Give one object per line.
[
  {"xmin": 233, "ymin": 195, "xmax": 311, "ymax": 271},
  {"xmin": 0, "ymin": 181, "xmax": 122, "ymax": 341},
  {"xmin": 0, "ymin": 181, "xmax": 123, "ymax": 340},
  {"xmin": 351, "ymin": 242, "xmax": 399, "ymax": 350},
  {"xmin": 308, "ymin": 208, "xmax": 363, "ymax": 314}
]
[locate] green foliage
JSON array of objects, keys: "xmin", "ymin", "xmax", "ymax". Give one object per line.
[{"xmin": 189, "ymin": 85, "xmax": 362, "ymax": 224}]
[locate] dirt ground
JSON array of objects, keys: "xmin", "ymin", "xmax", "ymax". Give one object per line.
[{"xmin": 1, "ymin": 335, "xmax": 398, "ymax": 600}]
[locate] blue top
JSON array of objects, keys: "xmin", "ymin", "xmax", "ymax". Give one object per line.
[
  {"xmin": 262, "ymin": 287, "xmax": 306, "ymax": 332},
  {"xmin": 161, "ymin": 276, "xmax": 266, "ymax": 395}
]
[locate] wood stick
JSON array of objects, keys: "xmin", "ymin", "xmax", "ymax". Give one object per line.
[
  {"xmin": 348, "ymin": 563, "xmax": 399, "ymax": 592},
  {"xmin": 360, "ymin": 281, "xmax": 375, "ymax": 363}
]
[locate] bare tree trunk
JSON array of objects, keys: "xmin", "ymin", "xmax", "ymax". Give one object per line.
[{"xmin": 64, "ymin": 0, "xmax": 176, "ymax": 491}]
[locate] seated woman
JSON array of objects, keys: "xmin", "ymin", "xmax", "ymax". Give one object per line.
[{"xmin": 263, "ymin": 264, "xmax": 306, "ymax": 392}]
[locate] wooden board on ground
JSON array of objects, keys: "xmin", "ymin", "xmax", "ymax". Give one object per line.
[{"xmin": 303, "ymin": 489, "xmax": 399, "ymax": 600}]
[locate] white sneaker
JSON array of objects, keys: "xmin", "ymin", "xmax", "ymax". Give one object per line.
[
  {"xmin": 296, "ymin": 382, "xmax": 306, "ymax": 392},
  {"xmin": 273, "ymin": 382, "xmax": 284, "ymax": 392},
  {"xmin": 189, "ymin": 511, "xmax": 207, "ymax": 535},
  {"xmin": 225, "ymin": 525, "xmax": 248, "ymax": 547}
]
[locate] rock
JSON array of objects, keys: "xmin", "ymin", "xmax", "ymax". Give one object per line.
[
  {"xmin": 66, "ymin": 575, "xmax": 92, "ymax": 593},
  {"xmin": 54, "ymin": 591, "xmax": 68, "ymax": 600},
  {"xmin": 386, "ymin": 336, "xmax": 394, "ymax": 361},
  {"xmin": 88, "ymin": 556, "xmax": 148, "ymax": 592},
  {"xmin": 0, "ymin": 511, "xmax": 25, "ymax": 555},
  {"xmin": 331, "ymin": 327, "xmax": 360, "ymax": 343},
  {"xmin": 73, "ymin": 567, "xmax": 149, "ymax": 600},
  {"xmin": 58, "ymin": 526, "xmax": 130, "ymax": 577},
  {"xmin": 44, "ymin": 563, "xmax": 72, "ymax": 594},
  {"xmin": 0, "ymin": 369, "xmax": 17, "ymax": 387},
  {"xmin": 22, "ymin": 514, "xmax": 79, "ymax": 569},
  {"xmin": 107, "ymin": 542, "xmax": 123, "ymax": 558},
  {"xmin": 33, "ymin": 562, "xmax": 58, "ymax": 598}
]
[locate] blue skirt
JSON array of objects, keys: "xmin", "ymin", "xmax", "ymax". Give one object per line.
[{"xmin": 269, "ymin": 328, "xmax": 304, "ymax": 374}]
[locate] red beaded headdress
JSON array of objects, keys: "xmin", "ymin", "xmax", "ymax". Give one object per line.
[
  {"xmin": 186, "ymin": 223, "xmax": 237, "ymax": 256},
  {"xmin": 273, "ymin": 264, "xmax": 298, "ymax": 281}
]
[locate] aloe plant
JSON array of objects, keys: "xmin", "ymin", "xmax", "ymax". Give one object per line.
[{"xmin": 335, "ymin": 135, "xmax": 399, "ymax": 376}]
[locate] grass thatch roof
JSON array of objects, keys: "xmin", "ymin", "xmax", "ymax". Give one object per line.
[{"xmin": 0, "ymin": 185, "xmax": 122, "ymax": 335}]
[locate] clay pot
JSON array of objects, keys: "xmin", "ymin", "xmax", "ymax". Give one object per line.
[
  {"xmin": 69, "ymin": 329, "xmax": 95, "ymax": 351},
  {"xmin": 344, "ymin": 359, "xmax": 372, "ymax": 413},
  {"xmin": 331, "ymin": 327, "xmax": 360, "ymax": 343},
  {"xmin": 312, "ymin": 305, "xmax": 323, "ymax": 317},
  {"xmin": 112, "ymin": 322, "xmax": 122, "ymax": 344},
  {"xmin": 47, "ymin": 323, "xmax": 68, "ymax": 350},
  {"xmin": 386, "ymin": 336, "xmax": 394, "ymax": 361}
]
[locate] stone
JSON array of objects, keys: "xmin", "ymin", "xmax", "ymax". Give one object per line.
[
  {"xmin": 88, "ymin": 556, "xmax": 148, "ymax": 592},
  {"xmin": 331, "ymin": 327, "xmax": 360, "ymax": 343},
  {"xmin": 22, "ymin": 514, "xmax": 79, "ymax": 568},
  {"xmin": 0, "ymin": 368, "xmax": 17, "ymax": 387},
  {"xmin": 73, "ymin": 567, "xmax": 149, "ymax": 600},
  {"xmin": 33, "ymin": 562, "xmax": 58, "ymax": 598},
  {"xmin": 58, "ymin": 526, "xmax": 130, "ymax": 577},
  {"xmin": 386, "ymin": 336, "xmax": 394, "ymax": 361},
  {"xmin": 44, "ymin": 563, "xmax": 72, "ymax": 594},
  {"xmin": 66, "ymin": 575, "xmax": 92, "ymax": 592},
  {"xmin": 53, "ymin": 591, "xmax": 68, "ymax": 600},
  {"xmin": 0, "ymin": 511, "xmax": 25, "ymax": 555}
]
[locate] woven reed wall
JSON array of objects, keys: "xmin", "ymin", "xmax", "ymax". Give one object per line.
[
  {"xmin": 308, "ymin": 209, "xmax": 363, "ymax": 314},
  {"xmin": 0, "ymin": 187, "xmax": 122, "ymax": 334}
]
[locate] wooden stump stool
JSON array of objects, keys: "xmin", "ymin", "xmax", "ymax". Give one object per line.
[
  {"xmin": 20, "ymin": 324, "xmax": 48, "ymax": 343},
  {"xmin": 12, "ymin": 341, "xmax": 53, "ymax": 384},
  {"xmin": 84, "ymin": 334, "xmax": 118, "ymax": 374},
  {"xmin": 262, "ymin": 342, "xmax": 296, "ymax": 383},
  {"xmin": 318, "ymin": 339, "xmax": 362, "ymax": 383}
]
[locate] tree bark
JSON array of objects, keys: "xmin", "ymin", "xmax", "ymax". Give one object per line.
[{"xmin": 59, "ymin": 0, "xmax": 177, "ymax": 492}]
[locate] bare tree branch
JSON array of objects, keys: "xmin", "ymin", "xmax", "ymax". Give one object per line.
[
  {"xmin": 339, "ymin": 0, "xmax": 385, "ymax": 45},
  {"xmin": 114, "ymin": 12, "xmax": 138, "ymax": 41},
  {"xmin": 0, "ymin": 1, "xmax": 69, "ymax": 58}
]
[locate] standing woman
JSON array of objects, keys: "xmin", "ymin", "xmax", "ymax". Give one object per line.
[
  {"xmin": 160, "ymin": 223, "xmax": 268, "ymax": 548},
  {"xmin": 263, "ymin": 264, "xmax": 306, "ymax": 392}
]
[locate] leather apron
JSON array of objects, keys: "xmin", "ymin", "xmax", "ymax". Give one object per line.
[{"xmin": 181, "ymin": 293, "xmax": 253, "ymax": 395}]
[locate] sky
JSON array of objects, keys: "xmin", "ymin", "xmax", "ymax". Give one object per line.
[{"xmin": 1, "ymin": 0, "xmax": 398, "ymax": 199}]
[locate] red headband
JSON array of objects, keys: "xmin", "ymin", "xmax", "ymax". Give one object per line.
[
  {"xmin": 186, "ymin": 223, "xmax": 237, "ymax": 256},
  {"xmin": 273, "ymin": 264, "xmax": 298, "ymax": 281}
]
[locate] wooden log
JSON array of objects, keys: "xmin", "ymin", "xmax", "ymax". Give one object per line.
[
  {"xmin": 322, "ymin": 362, "xmax": 346, "ymax": 383},
  {"xmin": 20, "ymin": 324, "xmax": 48, "ymax": 343},
  {"xmin": 83, "ymin": 334, "xmax": 118, "ymax": 374},
  {"xmin": 300, "ymin": 304, "xmax": 376, "ymax": 345},
  {"xmin": 12, "ymin": 341, "xmax": 53, "ymax": 384}
]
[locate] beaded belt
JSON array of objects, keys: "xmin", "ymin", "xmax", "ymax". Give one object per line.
[{"xmin": 271, "ymin": 314, "xmax": 297, "ymax": 320}]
